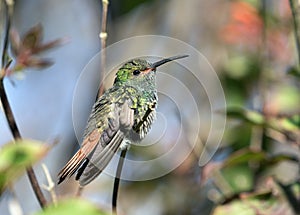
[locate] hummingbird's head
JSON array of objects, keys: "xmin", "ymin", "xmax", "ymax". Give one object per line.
[
  {"xmin": 114, "ymin": 58, "xmax": 151, "ymax": 85},
  {"xmin": 114, "ymin": 55, "xmax": 189, "ymax": 86}
]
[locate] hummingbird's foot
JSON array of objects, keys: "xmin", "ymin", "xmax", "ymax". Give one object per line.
[{"xmin": 120, "ymin": 138, "xmax": 131, "ymax": 150}]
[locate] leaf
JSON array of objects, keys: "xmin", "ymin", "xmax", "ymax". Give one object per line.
[
  {"xmin": 267, "ymin": 154, "xmax": 298, "ymax": 165},
  {"xmin": 226, "ymin": 107, "xmax": 265, "ymax": 125},
  {"xmin": 287, "ymin": 66, "xmax": 300, "ymax": 79},
  {"xmin": 265, "ymin": 85, "xmax": 300, "ymax": 114},
  {"xmin": 34, "ymin": 199, "xmax": 110, "ymax": 215},
  {"xmin": 33, "ymin": 38, "xmax": 67, "ymax": 54},
  {"xmin": 22, "ymin": 24, "xmax": 43, "ymax": 50},
  {"xmin": 9, "ymin": 29, "xmax": 21, "ymax": 56},
  {"xmin": 212, "ymin": 179, "xmax": 296, "ymax": 215},
  {"xmin": 222, "ymin": 148, "xmax": 298, "ymax": 168},
  {"xmin": 212, "ymin": 195, "xmax": 289, "ymax": 215},
  {"xmin": 224, "ymin": 56, "xmax": 251, "ymax": 79},
  {"xmin": 5, "ymin": 24, "xmax": 66, "ymax": 77},
  {"xmin": 0, "ymin": 140, "xmax": 49, "ymax": 193},
  {"xmin": 216, "ymin": 149, "xmax": 298, "ymax": 197},
  {"xmin": 221, "ymin": 164, "xmax": 254, "ymax": 194},
  {"xmin": 25, "ymin": 57, "xmax": 54, "ymax": 69},
  {"xmin": 226, "ymin": 107, "xmax": 300, "ymax": 138},
  {"xmin": 222, "ymin": 148, "xmax": 266, "ymax": 168}
]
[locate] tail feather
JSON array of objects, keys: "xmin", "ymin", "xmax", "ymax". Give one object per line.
[
  {"xmin": 57, "ymin": 150, "xmax": 86, "ymax": 184},
  {"xmin": 75, "ymin": 158, "xmax": 89, "ymax": 180},
  {"xmin": 78, "ymin": 130, "xmax": 124, "ymax": 186},
  {"xmin": 57, "ymin": 130, "xmax": 101, "ymax": 184}
]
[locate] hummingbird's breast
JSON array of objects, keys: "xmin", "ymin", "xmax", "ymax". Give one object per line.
[
  {"xmin": 113, "ymin": 81, "xmax": 157, "ymax": 142},
  {"xmin": 129, "ymin": 87, "xmax": 158, "ymax": 141}
]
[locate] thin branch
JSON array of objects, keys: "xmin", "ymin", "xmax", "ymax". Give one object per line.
[
  {"xmin": 8, "ymin": 190, "xmax": 24, "ymax": 215},
  {"xmin": 74, "ymin": 0, "xmax": 110, "ymax": 198},
  {"xmin": 112, "ymin": 149, "xmax": 127, "ymax": 214},
  {"xmin": 98, "ymin": 0, "xmax": 109, "ymax": 97},
  {"xmin": 41, "ymin": 163, "xmax": 57, "ymax": 205},
  {"xmin": 0, "ymin": 61, "xmax": 48, "ymax": 210},
  {"xmin": 289, "ymin": 0, "xmax": 300, "ymax": 64},
  {"xmin": 250, "ymin": 0, "xmax": 269, "ymax": 152},
  {"xmin": 0, "ymin": 79, "xmax": 20, "ymax": 137},
  {"xmin": 1, "ymin": 0, "xmax": 11, "ymax": 68},
  {"xmin": 0, "ymin": 1, "xmax": 47, "ymax": 208},
  {"xmin": 76, "ymin": 186, "xmax": 83, "ymax": 197},
  {"xmin": 26, "ymin": 168, "xmax": 47, "ymax": 208},
  {"xmin": 289, "ymin": 0, "xmax": 300, "ymax": 206}
]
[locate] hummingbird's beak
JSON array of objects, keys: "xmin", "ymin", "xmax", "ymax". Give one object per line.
[{"xmin": 150, "ymin": 54, "xmax": 189, "ymax": 70}]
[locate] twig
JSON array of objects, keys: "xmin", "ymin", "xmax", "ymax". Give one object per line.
[
  {"xmin": 98, "ymin": 0, "xmax": 109, "ymax": 97},
  {"xmin": 75, "ymin": 0, "xmax": 110, "ymax": 198},
  {"xmin": 289, "ymin": 0, "xmax": 300, "ymax": 64},
  {"xmin": 250, "ymin": 0, "xmax": 268, "ymax": 152},
  {"xmin": 25, "ymin": 168, "xmax": 47, "ymax": 208},
  {"xmin": 112, "ymin": 149, "xmax": 127, "ymax": 214},
  {"xmin": 289, "ymin": 0, "xmax": 300, "ymax": 205},
  {"xmin": 76, "ymin": 186, "xmax": 83, "ymax": 197},
  {"xmin": 8, "ymin": 190, "xmax": 24, "ymax": 215},
  {"xmin": 41, "ymin": 163, "xmax": 57, "ymax": 205},
  {"xmin": 0, "ymin": 70, "xmax": 48, "ymax": 210},
  {"xmin": 1, "ymin": 0, "xmax": 11, "ymax": 68},
  {"xmin": 0, "ymin": 0, "xmax": 47, "ymax": 209}
]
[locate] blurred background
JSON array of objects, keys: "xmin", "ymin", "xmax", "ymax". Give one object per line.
[{"xmin": 0, "ymin": 0, "xmax": 299, "ymax": 214}]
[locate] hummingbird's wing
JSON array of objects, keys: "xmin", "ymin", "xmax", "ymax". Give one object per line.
[
  {"xmin": 57, "ymin": 129, "xmax": 101, "ymax": 184},
  {"xmin": 57, "ymin": 98, "xmax": 134, "ymax": 186},
  {"xmin": 78, "ymin": 100, "xmax": 134, "ymax": 186}
]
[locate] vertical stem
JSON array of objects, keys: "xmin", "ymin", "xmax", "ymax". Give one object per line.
[
  {"xmin": 98, "ymin": 0, "xmax": 109, "ymax": 97},
  {"xmin": 76, "ymin": 186, "xmax": 83, "ymax": 197},
  {"xmin": 0, "ymin": 0, "xmax": 47, "ymax": 209},
  {"xmin": 289, "ymin": 0, "xmax": 300, "ymax": 64},
  {"xmin": 26, "ymin": 168, "xmax": 48, "ymax": 208},
  {"xmin": 112, "ymin": 149, "xmax": 127, "ymax": 214},
  {"xmin": 289, "ymin": 0, "xmax": 300, "ymax": 205},
  {"xmin": 251, "ymin": 0, "xmax": 268, "ymax": 152},
  {"xmin": 0, "ymin": 79, "xmax": 19, "ymax": 138},
  {"xmin": 76, "ymin": 0, "xmax": 110, "ymax": 198},
  {"xmin": 1, "ymin": 0, "xmax": 11, "ymax": 68},
  {"xmin": 0, "ymin": 78, "xmax": 48, "ymax": 208}
]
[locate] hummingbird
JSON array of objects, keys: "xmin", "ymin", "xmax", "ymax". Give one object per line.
[{"xmin": 57, "ymin": 55, "xmax": 188, "ymax": 186}]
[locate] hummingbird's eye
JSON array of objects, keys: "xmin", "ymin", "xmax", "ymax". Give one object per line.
[{"xmin": 133, "ymin": 70, "xmax": 140, "ymax": 76}]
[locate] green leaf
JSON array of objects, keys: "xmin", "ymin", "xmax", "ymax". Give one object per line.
[
  {"xmin": 267, "ymin": 154, "xmax": 298, "ymax": 165},
  {"xmin": 221, "ymin": 164, "xmax": 254, "ymax": 194},
  {"xmin": 224, "ymin": 56, "xmax": 251, "ymax": 79},
  {"xmin": 34, "ymin": 199, "xmax": 110, "ymax": 215},
  {"xmin": 222, "ymin": 148, "xmax": 266, "ymax": 167},
  {"xmin": 267, "ymin": 117, "xmax": 300, "ymax": 133},
  {"xmin": 227, "ymin": 107, "xmax": 300, "ymax": 138},
  {"xmin": 212, "ymin": 181, "xmax": 295, "ymax": 215},
  {"xmin": 287, "ymin": 66, "xmax": 300, "ymax": 79},
  {"xmin": 0, "ymin": 140, "xmax": 48, "ymax": 193},
  {"xmin": 217, "ymin": 149, "xmax": 298, "ymax": 197},
  {"xmin": 226, "ymin": 107, "xmax": 265, "ymax": 125},
  {"xmin": 222, "ymin": 148, "xmax": 298, "ymax": 169},
  {"xmin": 261, "ymin": 85, "xmax": 300, "ymax": 114},
  {"xmin": 212, "ymin": 194, "xmax": 287, "ymax": 215}
]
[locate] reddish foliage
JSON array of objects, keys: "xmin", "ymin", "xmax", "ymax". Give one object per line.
[
  {"xmin": 221, "ymin": 1, "xmax": 263, "ymax": 47},
  {"xmin": 221, "ymin": 1, "xmax": 292, "ymax": 63}
]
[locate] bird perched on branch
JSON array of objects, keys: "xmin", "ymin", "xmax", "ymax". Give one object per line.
[{"xmin": 57, "ymin": 55, "xmax": 188, "ymax": 186}]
